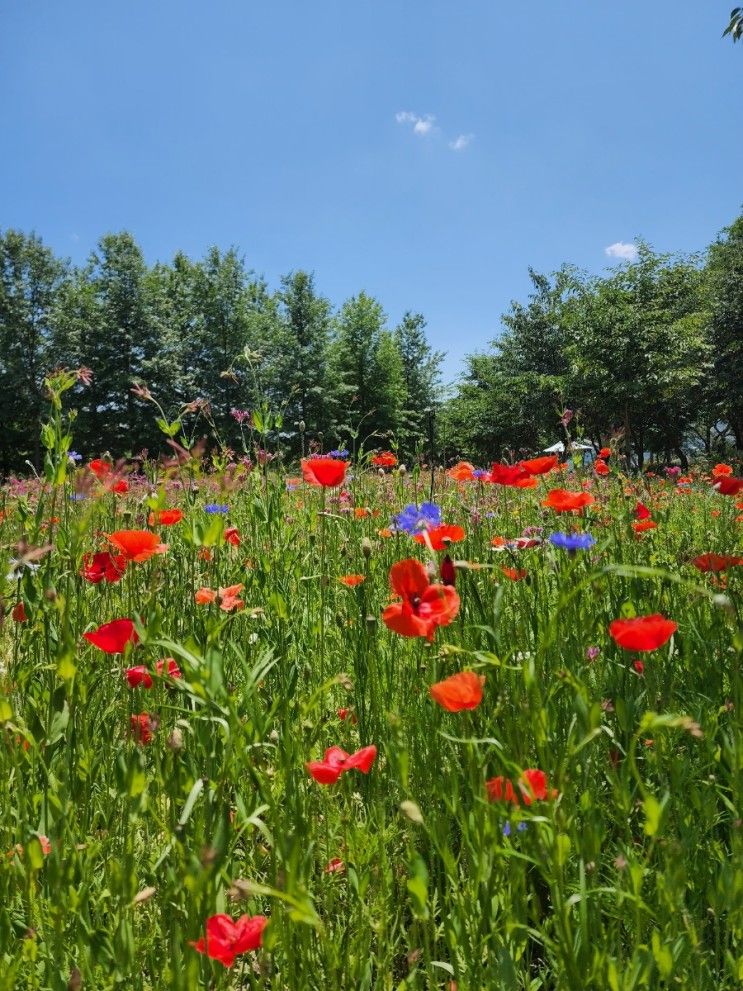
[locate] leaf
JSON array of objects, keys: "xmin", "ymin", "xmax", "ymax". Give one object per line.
[
  {"xmin": 651, "ymin": 930, "xmax": 673, "ymax": 978},
  {"xmin": 406, "ymin": 855, "xmax": 429, "ymax": 920},
  {"xmin": 643, "ymin": 794, "xmax": 664, "ymax": 837},
  {"xmin": 179, "ymin": 778, "xmax": 205, "ymax": 827}
]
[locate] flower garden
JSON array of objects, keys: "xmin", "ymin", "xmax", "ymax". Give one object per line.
[{"xmin": 2, "ymin": 373, "xmax": 743, "ymax": 990}]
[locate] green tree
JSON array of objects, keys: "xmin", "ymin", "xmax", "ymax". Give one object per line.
[
  {"xmin": 185, "ymin": 247, "xmax": 253, "ymax": 435},
  {"xmin": 277, "ymin": 271, "xmax": 332, "ymax": 437},
  {"xmin": 724, "ymin": 7, "xmax": 743, "ymax": 42},
  {"xmin": 394, "ymin": 311, "xmax": 444, "ymax": 455},
  {"xmin": 707, "ymin": 212, "xmax": 743, "ymax": 450},
  {"xmin": 72, "ymin": 232, "xmax": 164, "ymax": 455},
  {"xmin": 564, "ymin": 246, "xmax": 709, "ymax": 466},
  {"xmin": 443, "ymin": 269, "xmax": 572, "ymax": 462},
  {"xmin": 329, "ymin": 292, "xmax": 405, "ymax": 452},
  {"xmin": 0, "ymin": 230, "xmax": 69, "ymax": 470}
]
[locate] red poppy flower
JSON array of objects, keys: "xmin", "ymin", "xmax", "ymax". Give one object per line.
[
  {"xmin": 301, "ymin": 458, "xmax": 349, "ymax": 488},
  {"xmin": 634, "ymin": 501, "xmax": 651, "ymax": 520},
  {"xmin": 599, "ymin": 447, "xmax": 611, "ymax": 459},
  {"xmin": 608, "ymin": 614, "xmax": 677, "ymax": 652},
  {"xmin": 594, "ymin": 460, "xmax": 609, "ymax": 476},
  {"xmin": 126, "ymin": 665, "xmax": 153, "ymax": 689},
  {"xmin": 191, "ymin": 914, "xmax": 268, "ymax": 968},
  {"xmin": 518, "ymin": 768, "xmax": 558, "ymax": 805},
  {"xmin": 632, "ymin": 520, "xmax": 657, "ymax": 533},
  {"xmin": 325, "ymin": 857, "xmax": 346, "ymax": 874},
  {"xmin": 489, "ymin": 464, "xmax": 537, "ymax": 488},
  {"xmin": 339, "ymin": 574, "xmax": 365, "ymax": 587},
  {"xmin": 111, "ymin": 479, "xmax": 129, "ymax": 494},
  {"xmin": 714, "ymin": 476, "xmax": 743, "ymax": 496},
  {"xmin": 518, "ymin": 455, "xmax": 558, "ymax": 476},
  {"xmin": 485, "ymin": 776, "xmax": 518, "ymax": 804},
  {"xmin": 429, "ymin": 671, "xmax": 484, "ymax": 712},
  {"xmin": 81, "ymin": 551, "xmax": 127, "ymax": 584},
  {"xmin": 218, "ymin": 583, "xmax": 244, "ymax": 612},
  {"xmin": 447, "ymin": 461, "xmax": 476, "ymax": 482},
  {"xmin": 84, "ymin": 619, "xmax": 139, "ymax": 654},
  {"xmin": 88, "ymin": 458, "xmax": 111, "ymax": 479},
  {"xmin": 440, "ymin": 554, "xmax": 456, "ymax": 586},
  {"xmin": 501, "ymin": 567, "xmax": 528, "ymax": 581},
  {"xmin": 712, "ymin": 463, "xmax": 733, "ymax": 478},
  {"xmin": 12, "ymin": 601, "xmax": 27, "ymax": 623},
  {"xmin": 633, "ymin": 659, "xmax": 645, "ymax": 675},
  {"xmin": 195, "ymin": 587, "xmax": 216, "ymax": 605},
  {"xmin": 337, "ymin": 707, "xmax": 357, "ymax": 723},
  {"xmin": 224, "ymin": 526, "xmax": 241, "ymax": 546},
  {"xmin": 371, "ymin": 451, "xmax": 398, "ymax": 468},
  {"xmin": 306, "ymin": 745, "xmax": 377, "ymax": 784},
  {"xmin": 148, "ymin": 509, "xmax": 184, "ymax": 526},
  {"xmin": 486, "ymin": 768, "xmax": 557, "ymax": 806},
  {"xmin": 130, "ymin": 712, "xmax": 155, "ymax": 745},
  {"xmin": 542, "ymin": 489, "xmax": 595, "ymax": 512},
  {"xmin": 156, "ymin": 657, "xmax": 182, "ymax": 679},
  {"xmin": 692, "ymin": 553, "xmax": 743, "ymax": 573},
  {"xmin": 108, "ymin": 530, "xmax": 167, "ymax": 563},
  {"xmin": 382, "ymin": 558, "xmax": 460, "ymax": 642},
  {"xmin": 413, "ymin": 524, "xmax": 466, "ymax": 551}
]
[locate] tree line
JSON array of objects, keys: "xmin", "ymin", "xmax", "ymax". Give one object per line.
[
  {"xmin": 1, "ymin": 212, "xmax": 742, "ymax": 474},
  {"xmin": 0, "ymin": 230, "xmax": 442, "ymax": 473},
  {"xmin": 443, "ymin": 212, "xmax": 743, "ymax": 468}
]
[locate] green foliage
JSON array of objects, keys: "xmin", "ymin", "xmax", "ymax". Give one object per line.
[
  {"xmin": 0, "ymin": 230, "xmax": 68, "ymax": 471},
  {"xmin": 723, "ymin": 7, "xmax": 743, "ymax": 42},
  {"xmin": 0, "ymin": 386, "xmax": 742, "ymax": 989},
  {"xmin": 447, "ymin": 235, "xmax": 736, "ymax": 466}
]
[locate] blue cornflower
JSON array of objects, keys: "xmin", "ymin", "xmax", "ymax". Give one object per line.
[
  {"xmin": 68, "ymin": 450, "xmax": 82, "ymax": 463},
  {"xmin": 69, "ymin": 492, "xmax": 87, "ymax": 501},
  {"xmin": 392, "ymin": 502, "xmax": 442, "ymax": 535},
  {"xmin": 329, "ymin": 448, "xmax": 349, "ymax": 459},
  {"xmin": 473, "ymin": 468, "xmax": 489, "ymax": 480},
  {"xmin": 204, "ymin": 503, "xmax": 229, "ymax": 514},
  {"xmin": 548, "ymin": 532, "xmax": 596, "ymax": 553},
  {"xmin": 503, "ymin": 821, "xmax": 529, "ymax": 837}
]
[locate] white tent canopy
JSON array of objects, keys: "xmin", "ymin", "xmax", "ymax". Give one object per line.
[{"xmin": 542, "ymin": 441, "xmax": 595, "ymax": 454}]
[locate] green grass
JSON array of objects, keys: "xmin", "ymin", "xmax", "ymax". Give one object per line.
[{"xmin": 1, "ymin": 394, "xmax": 742, "ymax": 989}]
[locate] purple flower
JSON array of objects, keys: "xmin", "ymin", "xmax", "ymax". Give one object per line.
[
  {"xmin": 586, "ymin": 646, "xmax": 600, "ymax": 662},
  {"xmin": 392, "ymin": 502, "xmax": 442, "ymax": 535},
  {"xmin": 230, "ymin": 408, "xmax": 251, "ymax": 425},
  {"xmin": 549, "ymin": 532, "xmax": 596, "ymax": 553}
]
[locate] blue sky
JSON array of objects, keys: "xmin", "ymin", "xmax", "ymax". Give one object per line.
[{"xmin": 2, "ymin": 0, "xmax": 741, "ymax": 382}]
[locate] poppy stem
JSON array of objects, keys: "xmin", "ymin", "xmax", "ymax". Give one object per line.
[{"xmin": 319, "ymin": 487, "xmax": 327, "ymax": 682}]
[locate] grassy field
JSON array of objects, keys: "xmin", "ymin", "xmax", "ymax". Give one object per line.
[{"xmin": 2, "ymin": 379, "xmax": 742, "ymax": 990}]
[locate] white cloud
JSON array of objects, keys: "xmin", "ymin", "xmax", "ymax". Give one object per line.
[
  {"xmin": 605, "ymin": 241, "xmax": 639, "ymax": 262},
  {"xmin": 449, "ymin": 133, "xmax": 474, "ymax": 151},
  {"xmin": 396, "ymin": 111, "xmax": 436, "ymax": 136}
]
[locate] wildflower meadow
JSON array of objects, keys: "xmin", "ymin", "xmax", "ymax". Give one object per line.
[{"xmin": 1, "ymin": 369, "xmax": 742, "ymax": 990}]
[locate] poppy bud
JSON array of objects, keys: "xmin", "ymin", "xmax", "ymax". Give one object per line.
[
  {"xmin": 398, "ymin": 464, "xmax": 407, "ymax": 475},
  {"xmin": 440, "ymin": 554, "xmax": 456, "ymax": 586},
  {"xmin": 167, "ymin": 728, "xmax": 184, "ymax": 751},
  {"xmin": 366, "ymin": 615, "xmax": 378, "ymax": 634},
  {"xmin": 298, "ymin": 420, "xmax": 306, "ymax": 433},
  {"xmin": 361, "ymin": 537, "xmax": 373, "ymax": 559}
]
